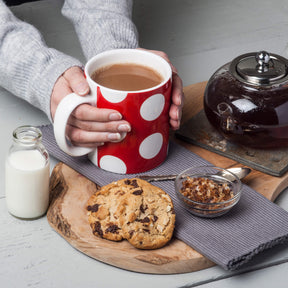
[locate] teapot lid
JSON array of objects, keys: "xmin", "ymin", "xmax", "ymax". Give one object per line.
[{"xmin": 229, "ymin": 51, "xmax": 288, "ymax": 85}]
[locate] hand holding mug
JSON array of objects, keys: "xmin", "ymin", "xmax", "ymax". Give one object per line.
[
  {"xmin": 50, "ymin": 67, "xmax": 131, "ymax": 147},
  {"xmin": 51, "ymin": 50, "xmax": 183, "ymax": 147},
  {"xmin": 53, "ymin": 49, "xmax": 174, "ymax": 174}
]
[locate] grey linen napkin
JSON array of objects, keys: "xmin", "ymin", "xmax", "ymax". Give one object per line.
[{"xmin": 40, "ymin": 124, "xmax": 288, "ymax": 270}]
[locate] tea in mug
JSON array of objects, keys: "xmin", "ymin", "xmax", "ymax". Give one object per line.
[{"xmin": 91, "ymin": 63, "xmax": 163, "ymax": 91}]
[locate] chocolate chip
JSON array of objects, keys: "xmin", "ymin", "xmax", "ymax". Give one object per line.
[
  {"xmin": 143, "ymin": 229, "xmax": 150, "ymax": 233},
  {"xmin": 140, "ymin": 204, "xmax": 148, "ymax": 213},
  {"xmin": 105, "ymin": 224, "xmax": 120, "ymax": 234},
  {"xmin": 124, "ymin": 179, "xmax": 139, "ymax": 188},
  {"xmin": 133, "ymin": 189, "xmax": 143, "ymax": 195},
  {"xmin": 153, "ymin": 215, "xmax": 158, "ymax": 222},
  {"xmin": 93, "ymin": 221, "xmax": 103, "ymax": 237},
  {"xmin": 87, "ymin": 204, "xmax": 100, "ymax": 212},
  {"xmin": 131, "ymin": 179, "xmax": 139, "ymax": 188},
  {"xmin": 129, "ymin": 230, "xmax": 135, "ymax": 237},
  {"xmin": 136, "ymin": 216, "xmax": 150, "ymax": 223},
  {"xmin": 143, "ymin": 216, "xmax": 150, "ymax": 223}
]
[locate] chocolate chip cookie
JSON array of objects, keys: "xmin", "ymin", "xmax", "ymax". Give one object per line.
[
  {"xmin": 87, "ymin": 178, "xmax": 175, "ymax": 249},
  {"xmin": 118, "ymin": 178, "xmax": 176, "ymax": 249},
  {"xmin": 87, "ymin": 181, "xmax": 128, "ymax": 241}
]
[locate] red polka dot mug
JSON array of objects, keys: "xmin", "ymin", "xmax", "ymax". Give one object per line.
[{"xmin": 53, "ymin": 49, "xmax": 172, "ymax": 174}]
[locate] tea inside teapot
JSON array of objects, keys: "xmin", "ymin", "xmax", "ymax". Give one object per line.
[{"xmin": 204, "ymin": 51, "xmax": 288, "ymax": 148}]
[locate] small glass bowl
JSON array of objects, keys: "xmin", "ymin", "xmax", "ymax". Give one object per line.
[{"xmin": 175, "ymin": 166, "xmax": 242, "ymax": 218}]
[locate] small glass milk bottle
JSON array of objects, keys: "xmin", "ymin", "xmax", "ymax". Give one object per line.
[{"xmin": 5, "ymin": 126, "xmax": 50, "ymax": 219}]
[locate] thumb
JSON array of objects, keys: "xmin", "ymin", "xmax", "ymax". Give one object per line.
[{"xmin": 63, "ymin": 66, "xmax": 90, "ymax": 96}]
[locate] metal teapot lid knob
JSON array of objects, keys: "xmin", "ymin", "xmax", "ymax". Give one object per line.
[
  {"xmin": 256, "ymin": 51, "xmax": 270, "ymax": 72},
  {"xmin": 229, "ymin": 50, "xmax": 288, "ymax": 85}
]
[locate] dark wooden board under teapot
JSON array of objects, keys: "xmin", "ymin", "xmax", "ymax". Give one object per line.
[{"xmin": 176, "ymin": 109, "xmax": 288, "ymax": 177}]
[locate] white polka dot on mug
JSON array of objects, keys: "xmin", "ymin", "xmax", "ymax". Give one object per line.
[{"xmin": 54, "ymin": 49, "xmax": 172, "ymax": 174}]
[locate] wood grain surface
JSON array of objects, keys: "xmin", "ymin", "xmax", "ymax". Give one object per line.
[{"xmin": 47, "ymin": 82, "xmax": 288, "ymax": 274}]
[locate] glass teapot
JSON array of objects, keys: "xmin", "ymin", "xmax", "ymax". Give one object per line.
[{"xmin": 204, "ymin": 51, "xmax": 288, "ymax": 148}]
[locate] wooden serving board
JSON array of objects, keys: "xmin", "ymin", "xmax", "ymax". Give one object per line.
[{"xmin": 47, "ymin": 82, "xmax": 288, "ymax": 274}]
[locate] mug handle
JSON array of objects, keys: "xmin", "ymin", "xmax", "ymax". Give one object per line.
[{"xmin": 53, "ymin": 93, "xmax": 95, "ymax": 156}]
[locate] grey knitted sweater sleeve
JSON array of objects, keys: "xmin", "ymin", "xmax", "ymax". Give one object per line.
[
  {"xmin": 0, "ymin": 0, "xmax": 83, "ymax": 122},
  {"xmin": 0, "ymin": 0, "xmax": 138, "ymax": 122},
  {"xmin": 62, "ymin": 0, "xmax": 139, "ymax": 60}
]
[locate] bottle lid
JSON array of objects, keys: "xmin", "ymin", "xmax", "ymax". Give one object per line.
[{"xmin": 229, "ymin": 51, "xmax": 288, "ymax": 85}]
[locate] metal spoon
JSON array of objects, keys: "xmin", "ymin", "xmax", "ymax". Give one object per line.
[{"xmin": 138, "ymin": 167, "xmax": 251, "ymax": 182}]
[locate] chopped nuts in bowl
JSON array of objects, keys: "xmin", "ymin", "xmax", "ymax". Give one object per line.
[{"xmin": 175, "ymin": 166, "xmax": 242, "ymax": 218}]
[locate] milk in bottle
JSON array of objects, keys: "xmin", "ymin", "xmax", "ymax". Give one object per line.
[{"xmin": 5, "ymin": 126, "xmax": 50, "ymax": 219}]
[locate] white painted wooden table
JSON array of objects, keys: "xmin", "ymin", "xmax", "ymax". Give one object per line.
[{"xmin": 1, "ymin": 1, "xmax": 288, "ymax": 287}]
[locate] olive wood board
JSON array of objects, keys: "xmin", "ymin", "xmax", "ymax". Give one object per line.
[{"xmin": 47, "ymin": 82, "xmax": 288, "ymax": 274}]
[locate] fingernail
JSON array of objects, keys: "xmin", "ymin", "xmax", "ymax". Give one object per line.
[
  {"xmin": 76, "ymin": 82, "xmax": 89, "ymax": 95},
  {"xmin": 118, "ymin": 124, "xmax": 131, "ymax": 132},
  {"xmin": 109, "ymin": 112, "xmax": 122, "ymax": 121},
  {"xmin": 178, "ymin": 94, "xmax": 182, "ymax": 106},
  {"xmin": 177, "ymin": 108, "xmax": 182, "ymax": 121},
  {"xmin": 108, "ymin": 133, "xmax": 121, "ymax": 141}
]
